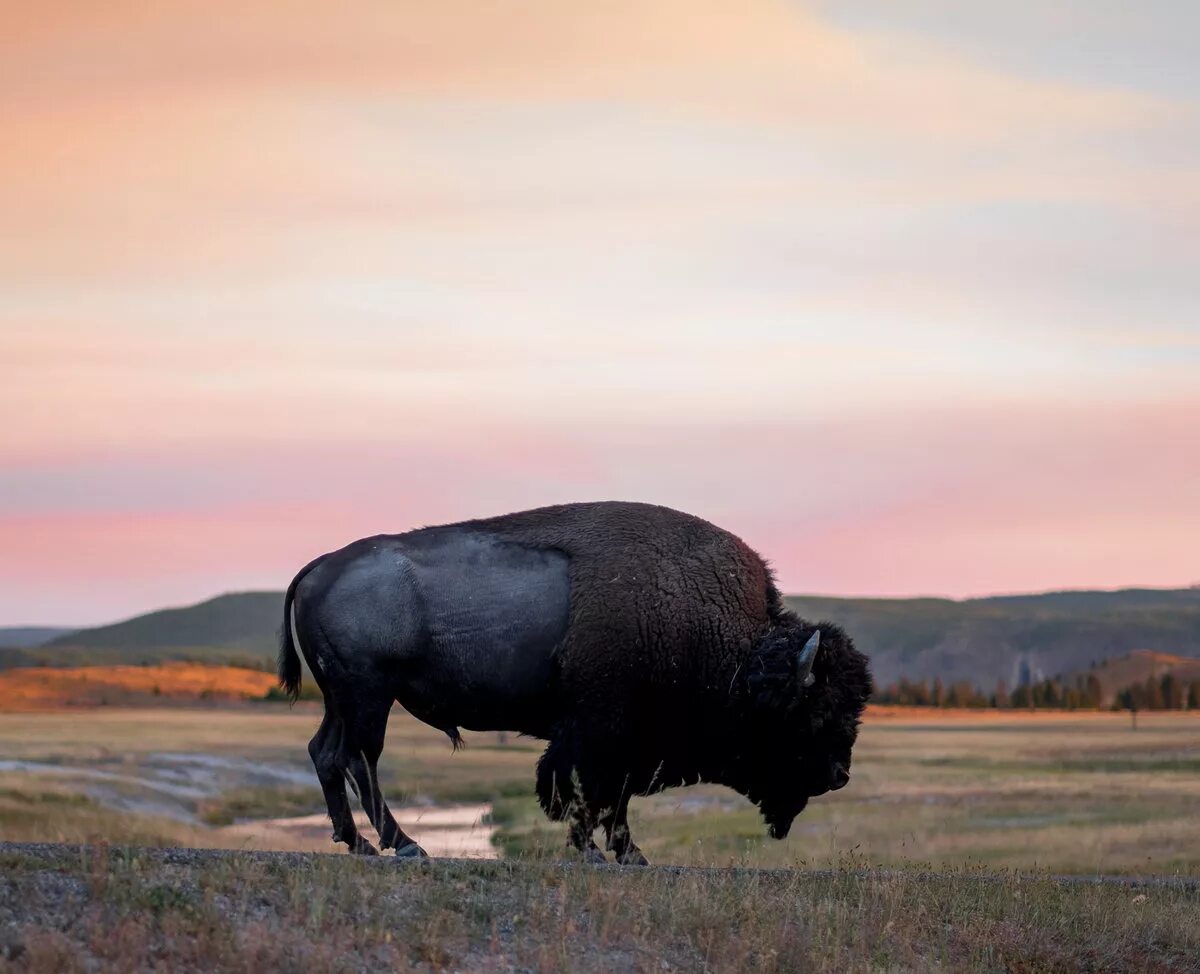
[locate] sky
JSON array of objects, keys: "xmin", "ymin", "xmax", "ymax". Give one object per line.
[{"xmin": 2, "ymin": 1, "xmax": 1198, "ymax": 625}]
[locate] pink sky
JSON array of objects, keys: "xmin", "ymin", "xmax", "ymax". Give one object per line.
[{"xmin": 2, "ymin": 1, "xmax": 1198, "ymax": 625}]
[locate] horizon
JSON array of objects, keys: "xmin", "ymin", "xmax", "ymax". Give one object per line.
[
  {"xmin": 11, "ymin": 579, "xmax": 1200, "ymax": 632},
  {"xmin": 4, "ymin": 1, "xmax": 1198, "ymax": 625}
]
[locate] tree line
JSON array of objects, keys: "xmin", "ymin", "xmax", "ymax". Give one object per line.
[
  {"xmin": 1112, "ymin": 673, "xmax": 1200, "ymax": 712},
  {"xmin": 875, "ymin": 673, "xmax": 1200, "ymax": 711}
]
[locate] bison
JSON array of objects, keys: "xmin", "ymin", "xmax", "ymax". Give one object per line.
[{"xmin": 278, "ymin": 501, "xmax": 872, "ymax": 863}]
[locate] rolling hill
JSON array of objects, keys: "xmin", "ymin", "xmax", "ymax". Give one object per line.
[
  {"xmin": 5, "ymin": 587, "xmax": 1200, "ymax": 692},
  {"xmin": 1081, "ymin": 649, "xmax": 1200, "ymax": 704},
  {"xmin": 18, "ymin": 592, "xmax": 283, "ymax": 670},
  {"xmin": 785, "ymin": 588, "xmax": 1200, "ymax": 688},
  {"xmin": 0, "ymin": 627, "xmax": 77, "ymax": 649}
]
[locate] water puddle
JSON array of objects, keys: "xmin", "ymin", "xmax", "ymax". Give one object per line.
[{"xmin": 223, "ymin": 804, "xmax": 497, "ymax": 858}]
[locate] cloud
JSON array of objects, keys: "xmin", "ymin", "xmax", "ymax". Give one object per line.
[
  {"xmin": 3, "ymin": 396, "xmax": 1196, "ymax": 622},
  {"xmin": 1, "ymin": 1, "xmax": 1197, "ymax": 617}
]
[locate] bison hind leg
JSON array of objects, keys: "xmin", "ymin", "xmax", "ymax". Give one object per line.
[{"xmin": 308, "ymin": 711, "xmax": 378, "ymax": 855}]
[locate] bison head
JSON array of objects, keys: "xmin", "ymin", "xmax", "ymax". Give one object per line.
[{"xmin": 735, "ymin": 619, "xmax": 872, "ymax": 840}]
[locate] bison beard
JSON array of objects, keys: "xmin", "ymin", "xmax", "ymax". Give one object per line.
[{"xmin": 279, "ymin": 501, "xmax": 873, "ymax": 862}]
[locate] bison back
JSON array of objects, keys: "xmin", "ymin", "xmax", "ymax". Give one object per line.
[{"xmin": 460, "ymin": 502, "xmax": 778, "ymax": 725}]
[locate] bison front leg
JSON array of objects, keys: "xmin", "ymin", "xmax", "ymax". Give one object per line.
[
  {"xmin": 536, "ymin": 733, "xmax": 608, "ymax": 864},
  {"xmin": 566, "ymin": 803, "xmax": 608, "ymax": 864},
  {"xmin": 600, "ymin": 794, "xmax": 649, "ymax": 866}
]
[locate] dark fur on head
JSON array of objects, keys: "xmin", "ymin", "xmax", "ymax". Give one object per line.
[
  {"xmin": 736, "ymin": 614, "xmax": 873, "ymax": 839},
  {"xmin": 745, "ymin": 617, "xmax": 873, "ymax": 727}
]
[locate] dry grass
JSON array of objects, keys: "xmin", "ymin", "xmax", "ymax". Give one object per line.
[
  {"xmin": 3, "ymin": 708, "xmax": 1200, "ymax": 971},
  {"xmin": 0, "ymin": 844, "xmax": 1196, "ymax": 973},
  {"xmin": 2, "ymin": 708, "xmax": 1199, "ymax": 876},
  {"xmin": 0, "ymin": 664, "xmax": 277, "ymax": 711},
  {"xmin": 498, "ymin": 711, "xmax": 1200, "ymax": 876},
  {"xmin": 863, "ymin": 706, "xmax": 1158, "ymax": 723}
]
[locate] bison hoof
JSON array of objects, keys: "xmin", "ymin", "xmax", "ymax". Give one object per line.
[
  {"xmin": 351, "ymin": 838, "xmax": 380, "ymax": 856},
  {"xmin": 569, "ymin": 845, "xmax": 608, "ymax": 865},
  {"xmin": 393, "ymin": 841, "xmax": 428, "ymax": 860},
  {"xmin": 585, "ymin": 846, "xmax": 609, "ymax": 865},
  {"xmin": 616, "ymin": 849, "xmax": 649, "ymax": 867}
]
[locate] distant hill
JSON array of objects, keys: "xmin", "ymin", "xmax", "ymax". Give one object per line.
[
  {"xmin": 0, "ymin": 627, "xmax": 77, "ymax": 649},
  {"xmin": 28, "ymin": 592, "xmax": 283, "ymax": 670},
  {"xmin": 7, "ymin": 587, "xmax": 1200, "ymax": 692},
  {"xmin": 786, "ymin": 588, "xmax": 1200, "ymax": 688},
  {"xmin": 1078, "ymin": 650, "xmax": 1200, "ymax": 705}
]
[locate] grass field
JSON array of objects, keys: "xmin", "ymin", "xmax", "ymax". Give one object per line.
[
  {"xmin": 0, "ymin": 663, "xmax": 278, "ymax": 711},
  {"xmin": 2, "ymin": 843, "xmax": 1197, "ymax": 973},
  {"xmin": 2, "ymin": 706, "xmax": 1199, "ymax": 971},
  {"xmin": 1, "ymin": 706, "xmax": 1198, "ymax": 876}
]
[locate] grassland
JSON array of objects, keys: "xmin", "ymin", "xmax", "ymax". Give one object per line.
[
  {"xmin": 1, "ymin": 843, "xmax": 1197, "ymax": 972},
  {"xmin": 0, "ymin": 663, "xmax": 278, "ymax": 710},
  {"xmin": 1, "ymin": 707, "xmax": 1198, "ymax": 876},
  {"xmin": 3, "ymin": 707, "xmax": 1200, "ymax": 970},
  {"xmin": 494, "ymin": 709, "xmax": 1200, "ymax": 876}
]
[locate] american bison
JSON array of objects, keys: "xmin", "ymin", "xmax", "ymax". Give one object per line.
[{"xmin": 278, "ymin": 501, "xmax": 872, "ymax": 862}]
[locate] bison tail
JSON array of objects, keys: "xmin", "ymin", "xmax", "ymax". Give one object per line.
[{"xmin": 277, "ymin": 575, "xmax": 305, "ymax": 704}]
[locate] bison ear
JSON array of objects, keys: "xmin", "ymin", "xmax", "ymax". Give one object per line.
[{"xmin": 794, "ymin": 630, "xmax": 820, "ymax": 688}]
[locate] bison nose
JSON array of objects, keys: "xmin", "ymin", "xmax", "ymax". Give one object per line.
[{"xmin": 830, "ymin": 763, "xmax": 850, "ymax": 791}]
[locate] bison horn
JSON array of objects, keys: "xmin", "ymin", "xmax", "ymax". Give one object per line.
[{"xmin": 795, "ymin": 630, "xmax": 820, "ymax": 687}]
